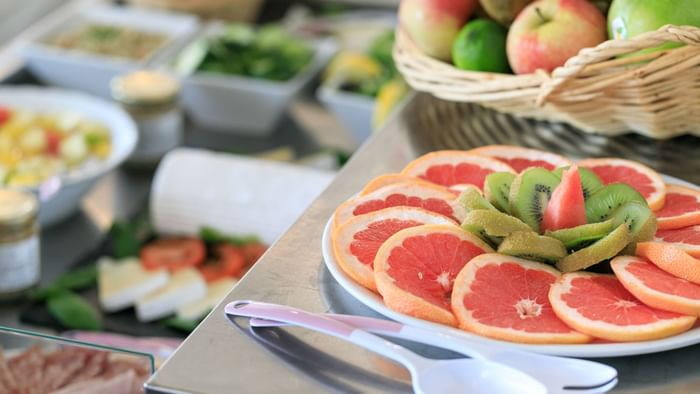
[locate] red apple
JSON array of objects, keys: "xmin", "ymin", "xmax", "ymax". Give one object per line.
[
  {"xmin": 400, "ymin": 0, "xmax": 478, "ymax": 61},
  {"xmin": 506, "ymin": 0, "xmax": 607, "ymax": 74}
]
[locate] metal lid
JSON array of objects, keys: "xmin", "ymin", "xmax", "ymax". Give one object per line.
[
  {"xmin": 111, "ymin": 70, "xmax": 180, "ymax": 106},
  {"xmin": 0, "ymin": 189, "xmax": 38, "ymax": 227}
]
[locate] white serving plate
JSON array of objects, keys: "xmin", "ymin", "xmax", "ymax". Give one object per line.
[
  {"xmin": 0, "ymin": 86, "xmax": 138, "ymax": 226},
  {"xmin": 322, "ymin": 174, "xmax": 700, "ymax": 358},
  {"xmin": 22, "ymin": 3, "xmax": 199, "ymax": 98},
  {"xmin": 175, "ymin": 23, "xmax": 337, "ymax": 136}
]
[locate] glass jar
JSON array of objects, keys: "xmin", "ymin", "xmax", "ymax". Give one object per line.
[
  {"xmin": 0, "ymin": 189, "xmax": 40, "ymax": 301},
  {"xmin": 111, "ymin": 70, "xmax": 183, "ymax": 169}
]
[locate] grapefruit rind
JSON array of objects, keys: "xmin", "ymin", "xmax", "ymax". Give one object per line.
[
  {"xmin": 577, "ymin": 158, "xmax": 666, "ymax": 211},
  {"xmin": 333, "ymin": 181, "xmax": 465, "ymax": 228},
  {"xmin": 611, "ymin": 256, "xmax": 700, "ymax": 316},
  {"xmin": 332, "ymin": 207, "xmax": 457, "ymax": 292},
  {"xmin": 656, "ymin": 184, "xmax": 700, "ymax": 230},
  {"xmin": 636, "ymin": 242, "xmax": 700, "ymax": 285},
  {"xmin": 359, "ymin": 174, "xmax": 439, "ymax": 196},
  {"xmin": 401, "ymin": 151, "xmax": 515, "ymax": 190},
  {"xmin": 549, "ymin": 272, "xmax": 696, "ymax": 342},
  {"xmin": 655, "ymin": 225, "xmax": 700, "ymax": 258},
  {"xmin": 467, "ymin": 145, "xmax": 573, "ymax": 172},
  {"xmin": 374, "ymin": 224, "xmax": 494, "ymax": 327},
  {"xmin": 451, "ymin": 254, "xmax": 592, "ymax": 344}
]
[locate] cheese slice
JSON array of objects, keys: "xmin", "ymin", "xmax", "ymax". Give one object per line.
[
  {"xmin": 176, "ymin": 278, "xmax": 237, "ymax": 321},
  {"xmin": 98, "ymin": 257, "xmax": 169, "ymax": 312},
  {"xmin": 136, "ymin": 268, "xmax": 207, "ymax": 322}
]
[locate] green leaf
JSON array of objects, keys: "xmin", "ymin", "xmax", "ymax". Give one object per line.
[
  {"xmin": 47, "ymin": 291, "xmax": 101, "ymax": 331},
  {"xmin": 198, "ymin": 226, "xmax": 260, "ymax": 246},
  {"xmin": 30, "ymin": 265, "xmax": 97, "ymax": 301},
  {"xmin": 110, "ymin": 218, "xmax": 153, "ymax": 259}
]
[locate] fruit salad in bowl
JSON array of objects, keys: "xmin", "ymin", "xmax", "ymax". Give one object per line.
[
  {"xmin": 0, "ymin": 86, "xmax": 137, "ymax": 226},
  {"xmin": 326, "ymin": 145, "xmax": 700, "ymax": 352}
]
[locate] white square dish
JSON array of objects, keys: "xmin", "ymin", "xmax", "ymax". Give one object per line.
[{"xmin": 22, "ymin": 4, "xmax": 199, "ymax": 98}]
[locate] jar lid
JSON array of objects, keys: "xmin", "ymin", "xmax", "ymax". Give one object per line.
[
  {"xmin": 111, "ymin": 70, "xmax": 180, "ymax": 106},
  {"xmin": 0, "ymin": 189, "xmax": 38, "ymax": 226}
]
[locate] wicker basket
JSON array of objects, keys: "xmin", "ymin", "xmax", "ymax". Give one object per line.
[
  {"xmin": 127, "ymin": 0, "xmax": 262, "ymax": 22},
  {"xmin": 394, "ymin": 24, "xmax": 700, "ymax": 139}
]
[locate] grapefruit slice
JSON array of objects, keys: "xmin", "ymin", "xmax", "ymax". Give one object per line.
[
  {"xmin": 655, "ymin": 225, "xmax": 700, "ymax": 258},
  {"xmin": 541, "ymin": 165, "xmax": 587, "ymax": 232},
  {"xmin": 467, "ymin": 145, "xmax": 573, "ymax": 172},
  {"xmin": 401, "ymin": 151, "xmax": 515, "ymax": 191},
  {"xmin": 332, "ymin": 207, "xmax": 457, "ymax": 292},
  {"xmin": 549, "ymin": 272, "xmax": 696, "ymax": 342},
  {"xmin": 374, "ymin": 224, "xmax": 493, "ymax": 327},
  {"xmin": 636, "ymin": 242, "xmax": 700, "ymax": 285},
  {"xmin": 577, "ymin": 158, "xmax": 666, "ymax": 211},
  {"xmin": 359, "ymin": 174, "xmax": 440, "ymax": 196},
  {"xmin": 451, "ymin": 254, "xmax": 591, "ymax": 344},
  {"xmin": 656, "ymin": 184, "xmax": 700, "ymax": 230},
  {"xmin": 611, "ymin": 256, "xmax": 700, "ymax": 316},
  {"xmin": 334, "ymin": 182, "xmax": 465, "ymax": 228}
]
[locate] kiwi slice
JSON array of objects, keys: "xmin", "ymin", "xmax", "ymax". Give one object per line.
[
  {"xmin": 585, "ymin": 183, "xmax": 647, "ymax": 223},
  {"xmin": 508, "ymin": 168, "xmax": 561, "ymax": 232},
  {"xmin": 546, "ymin": 220, "xmax": 616, "ymax": 250},
  {"xmin": 458, "ymin": 185, "xmax": 497, "ymax": 212},
  {"xmin": 610, "ymin": 201, "xmax": 658, "ymax": 255},
  {"xmin": 484, "ymin": 172, "xmax": 516, "ymax": 214},
  {"xmin": 462, "ymin": 210, "xmax": 533, "ymax": 247},
  {"xmin": 555, "ymin": 224, "xmax": 631, "ymax": 273},
  {"xmin": 497, "ymin": 231, "xmax": 568, "ymax": 264},
  {"xmin": 552, "ymin": 166, "xmax": 604, "ymax": 200}
]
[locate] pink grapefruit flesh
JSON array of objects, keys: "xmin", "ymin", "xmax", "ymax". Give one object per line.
[
  {"xmin": 332, "ymin": 207, "xmax": 457, "ymax": 291},
  {"xmin": 549, "ymin": 272, "xmax": 696, "ymax": 342},
  {"xmin": 656, "ymin": 184, "xmax": 700, "ymax": 230},
  {"xmin": 451, "ymin": 254, "xmax": 591, "ymax": 344},
  {"xmin": 374, "ymin": 225, "xmax": 494, "ymax": 327},
  {"xmin": 401, "ymin": 151, "xmax": 515, "ymax": 191},
  {"xmin": 612, "ymin": 256, "xmax": 700, "ymax": 316},
  {"xmin": 578, "ymin": 158, "xmax": 666, "ymax": 211},
  {"xmin": 467, "ymin": 145, "xmax": 573, "ymax": 172},
  {"xmin": 655, "ymin": 225, "xmax": 700, "ymax": 258}
]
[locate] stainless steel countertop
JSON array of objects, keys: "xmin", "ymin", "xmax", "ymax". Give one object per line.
[{"xmin": 147, "ymin": 94, "xmax": 700, "ymax": 394}]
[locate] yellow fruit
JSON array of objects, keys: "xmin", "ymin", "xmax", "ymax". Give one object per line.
[
  {"xmin": 373, "ymin": 79, "xmax": 410, "ymax": 130},
  {"xmin": 324, "ymin": 52, "xmax": 382, "ymax": 86}
]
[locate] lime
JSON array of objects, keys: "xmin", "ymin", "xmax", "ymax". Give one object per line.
[{"xmin": 452, "ymin": 19, "xmax": 509, "ymax": 73}]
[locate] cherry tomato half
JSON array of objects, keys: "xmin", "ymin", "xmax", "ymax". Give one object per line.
[
  {"xmin": 198, "ymin": 244, "xmax": 246, "ymax": 282},
  {"xmin": 44, "ymin": 129, "xmax": 62, "ymax": 156},
  {"xmin": 141, "ymin": 238, "xmax": 206, "ymax": 272},
  {"xmin": 0, "ymin": 107, "xmax": 11, "ymax": 125},
  {"xmin": 241, "ymin": 242, "xmax": 267, "ymax": 266}
]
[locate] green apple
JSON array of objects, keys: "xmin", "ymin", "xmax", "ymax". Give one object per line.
[{"xmin": 608, "ymin": 0, "xmax": 700, "ymax": 40}]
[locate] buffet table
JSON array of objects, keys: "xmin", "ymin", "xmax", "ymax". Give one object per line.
[{"xmin": 146, "ymin": 94, "xmax": 700, "ymax": 394}]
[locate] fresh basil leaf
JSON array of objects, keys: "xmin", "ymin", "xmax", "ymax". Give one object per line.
[
  {"xmin": 164, "ymin": 313, "xmax": 208, "ymax": 333},
  {"xmin": 30, "ymin": 264, "xmax": 97, "ymax": 301},
  {"xmin": 110, "ymin": 218, "xmax": 153, "ymax": 258},
  {"xmin": 199, "ymin": 226, "xmax": 260, "ymax": 246},
  {"xmin": 46, "ymin": 291, "xmax": 101, "ymax": 331}
]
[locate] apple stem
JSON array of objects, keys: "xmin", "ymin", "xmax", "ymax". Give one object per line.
[{"xmin": 535, "ymin": 7, "xmax": 547, "ymax": 24}]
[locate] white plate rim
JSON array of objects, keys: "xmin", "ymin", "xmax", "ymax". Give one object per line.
[{"xmin": 321, "ymin": 174, "xmax": 700, "ymax": 358}]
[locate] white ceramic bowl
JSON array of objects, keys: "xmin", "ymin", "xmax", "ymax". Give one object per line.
[
  {"xmin": 317, "ymin": 86, "xmax": 375, "ymax": 145},
  {"xmin": 176, "ymin": 24, "xmax": 337, "ymax": 136},
  {"xmin": 0, "ymin": 86, "xmax": 138, "ymax": 226},
  {"xmin": 22, "ymin": 4, "xmax": 198, "ymax": 98}
]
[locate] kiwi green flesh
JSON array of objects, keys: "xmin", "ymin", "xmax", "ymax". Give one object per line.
[
  {"xmin": 509, "ymin": 168, "xmax": 561, "ymax": 232},
  {"xmin": 555, "ymin": 224, "xmax": 632, "ymax": 273},
  {"xmin": 611, "ymin": 201, "xmax": 658, "ymax": 255},
  {"xmin": 458, "ymin": 186, "xmax": 497, "ymax": 212},
  {"xmin": 484, "ymin": 172, "xmax": 516, "ymax": 214},
  {"xmin": 553, "ymin": 166, "xmax": 604, "ymax": 200},
  {"xmin": 585, "ymin": 183, "xmax": 647, "ymax": 223},
  {"xmin": 497, "ymin": 231, "xmax": 568, "ymax": 264},
  {"xmin": 546, "ymin": 220, "xmax": 615, "ymax": 250}
]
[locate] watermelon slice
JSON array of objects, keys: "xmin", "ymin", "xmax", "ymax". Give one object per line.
[{"xmin": 542, "ymin": 165, "xmax": 587, "ymax": 232}]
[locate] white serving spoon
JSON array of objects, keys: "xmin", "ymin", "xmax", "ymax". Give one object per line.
[
  {"xmin": 225, "ymin": 300, "xmax": 547, "ymax": 394},
  {"xmin": 249, "ymin": 312, "xmax": 618, "ymax": 394}
]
